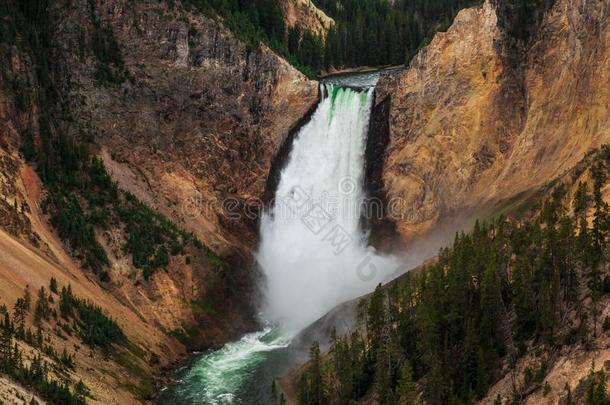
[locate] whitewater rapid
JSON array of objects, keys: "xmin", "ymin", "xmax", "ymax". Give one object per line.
[{"xmin": 162, "ymin": 328, "xmax": 291, "ymax": 404}]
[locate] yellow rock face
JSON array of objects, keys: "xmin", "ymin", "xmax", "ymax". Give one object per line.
[
  {"xmin": 382, "ymin": 0, "xmax": 610, "ymax": 242},
  {"xmin": 279, "ymin": 0, "xmax": 334, "ymax": 37}
]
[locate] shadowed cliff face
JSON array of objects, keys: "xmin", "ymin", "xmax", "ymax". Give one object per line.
[
  {"xmin": 54, "ymin": 0, "xmax": 319, "ymax": 256},
  {"xmin": 379, "ymin": 0, "xmax": 610, "ymax": 243},
  {"xmin": 46, "ymin": 0, "xmax": 319, "ymax": 349}
]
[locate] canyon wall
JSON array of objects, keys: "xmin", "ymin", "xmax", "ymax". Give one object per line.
[
  {"xmin": 369, "ymin": 1, "xmax": 610, "ymax": 401},
  {"xmin": 0, "ymin": 0, "xmax": 318, "ymax": 402},
  {"xmin": 57, "ymin": 0, "xmax": 319, "ymax": 254},
  {"xmin": 378, "ymin": 0, "xmax": 610, "ymax": 243}
]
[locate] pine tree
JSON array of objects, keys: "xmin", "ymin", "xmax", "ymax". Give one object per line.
[
  {"xmin": 0, "ymin": 320, "xmax": 13, "ymax": 372},
  {"xmin": 367, "ymin": 284, "xmax": 386, "ymax": 362},
  {"xmin": 478, "ymin": 262, "xmax": 504, "ymax": 393},
  {"xmin": 396, "ymin": 362, "xmax": 417, "ymax": 405},
  {"xmin": 374, "ymin": 341, "xmax": 392, "ymax": 404},
  {"xmin": 297, "ymin": 373, "xmax": 309, "ymax": 405},
  {"xmin": 23, "ymin": 285, "xmax": 31, "ymax": 311},
  {"xmin": 574, "ymin": 181, "xmax": 591, "ymax": 218},
  {"xmin": 459, "ymin": 320, "xmax": 479, "ymax": 396},
  {"xmin": 585, "ymin": 361, "xmax": 610, "ymax": 405},
  {"xmin": 59, "ymin": 285, "xmax": 74, "ymax": 318},
  {"xmin": 426, "ymin": 360, "xmax": 444, "ymax": 405},
  {"xmin": 34, "ymin": 287, "xmax": 50, "ymax": 326},
  {"xmin": 271, "ymin": 379, "xmax": 277, "ymax": 403},
  {"xmin": 13, "ymin": 297, "xmax": 28, "ymax": 336},
  {"xmin": 49, "ymin": 277, "xmax": 58, "ymax": 294},
  {"xmin": 305, "ymin": 341, "xmax": 327, "ymax": 405}
]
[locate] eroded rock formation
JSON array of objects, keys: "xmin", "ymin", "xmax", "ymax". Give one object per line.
[{"xmin": 280, "ymin": 0, "xmax": 334, "ymax": 36}]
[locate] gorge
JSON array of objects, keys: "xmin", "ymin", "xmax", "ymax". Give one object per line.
[{"xmin": 0, "ymin": 0, "xmax": 609, "ymax": 404}]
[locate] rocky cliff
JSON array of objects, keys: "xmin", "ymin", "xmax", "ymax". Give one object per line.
[
  {"xmin": 377, "ymin": 0, "xmax": 610, "ymax": 244},
  {"xmin": 365, "ymin": 0, "xmax": 610, "ymax": 402},
  {"xmin": 0, "ymin": 0, "xmax": 317, "ymax": 403},
  {"xmin": 58, "ymin": 0, "xmax": 319, "ymax": 254}
]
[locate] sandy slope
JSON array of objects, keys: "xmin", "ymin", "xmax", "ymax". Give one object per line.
[{"xmin": 0, "ymin": 163, "xmax": 184, "ymax": 403}]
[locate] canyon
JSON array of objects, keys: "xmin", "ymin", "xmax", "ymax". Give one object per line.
[
  {"xmin": 0, "ymin": 0, "xmax": 609, "ymax": 403},
  {"xmin": 0, "ymin": 0, "xmax": 320, "ymax": 402}
]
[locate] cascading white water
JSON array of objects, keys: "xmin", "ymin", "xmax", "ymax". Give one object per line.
[
  {"xmin": 160, "ymin": 79, "xmax": 400, "ymax": 405},
  {"xmin": 257, "ymin": 83, "xmax": 397, "ymax": 334}
]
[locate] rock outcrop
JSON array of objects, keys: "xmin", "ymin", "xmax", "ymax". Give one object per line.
[
  {"xmin": 279, "ymin": 0, "xmax": 334, "ymax": 37},
  {"xmin": 56, "ymin": 0, "xmax": 319, "ymax": 254},
  {"xmin": 378, "ymin": 0, "xmax": 610, "ymax": 243}
]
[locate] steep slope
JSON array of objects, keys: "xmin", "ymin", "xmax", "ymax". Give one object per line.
[
  {"xmin": 282, "ymin": 146, "xmax": 610, "ymax": 405},
  {"xmin": 0, "ymin": 0, "xmax": 318, "ymax": 403},
  {"xmin": 377, "ymin": 0, "xmax": 610, "ymax": 244},
  {"xmin": 56, "ymin": 0, "xmax": 318, "ymax": 255},
  {"xmin": 279, "ymin": 0, "xmax": 610, "ymax": 402}
]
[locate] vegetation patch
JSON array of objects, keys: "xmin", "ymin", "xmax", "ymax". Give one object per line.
[
  {"xmin": 317, "ymin": 0, "xmax": 482, "ymax": 69},
  {"xmin": 168, "ymin": 322, "xmax": 199, "ymax": 345},
  {"xmin": 0, "ymin": 279, "xmax": 127, "ymax": 404},
  {"xmin": 58, "ymin": 284, "xmax": 125, "ymax": 350},
  {"xmin": 88, "ymin": 0, "xmax": 129, "ymax": 85},
  {"xmin": 296, "ymin": 146, "xmax": 610, "ymax": 405}
]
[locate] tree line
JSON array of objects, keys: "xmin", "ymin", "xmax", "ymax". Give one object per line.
[
  {"xmin": 318, "ymin": 0, "xmax": 480, "ymax": 69},
  {"xmin": 182, "ymin": 0, "xmax": 481, "ymax": 76},
  {"xmin": 295, "ymin": 146, "xmax": 610, "ymax": 405}
]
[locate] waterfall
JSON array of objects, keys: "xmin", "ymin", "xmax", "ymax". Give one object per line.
[
  {"xmin": 160, "ymin": 78, "xmax": 400, "ymax": 405},
  {"xmin": 257, "ymin": 83, "xmax": 397, "ymax": 334}
]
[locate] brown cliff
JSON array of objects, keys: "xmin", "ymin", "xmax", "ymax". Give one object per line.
[
  {"xmin": 378, "ymin": 0, "xmax": 610, "ymax": 244},
  {"xmin": 280, "ymin": 0, "xmax": 334, "ymax": 37},
  {"xmin": 0, "ymin": 0, "xmax": 318, "ymax": 403},
  {"xmin": 56, "ymin": 0, "xmax": 319, "ymax": 254}
]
